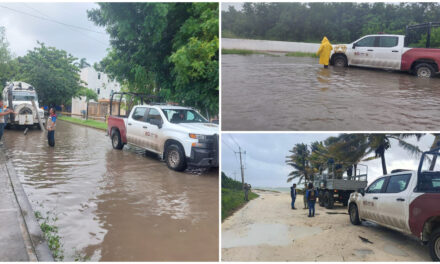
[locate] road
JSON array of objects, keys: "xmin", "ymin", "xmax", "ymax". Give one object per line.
[
  {"xmin": 222, "ymin": 190, "xmax": 430, "ymax": 261},
  {"xmin": 3, "ymin": 120, "xmax": 219, "ymax": 261},
  {"xmin": 222, "ymin": 54, "xmax": 440, "ymax": 131}
]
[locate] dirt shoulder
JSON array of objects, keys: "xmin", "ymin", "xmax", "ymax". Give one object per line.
[{"xmin": 222, "ymin": 190, "xmax": 430, "ymax": 261}]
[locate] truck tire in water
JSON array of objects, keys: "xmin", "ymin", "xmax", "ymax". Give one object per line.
[
  {"xmin": 333, "ymin": 56, "xmax": 347, "ymax": 67},
  {"xmin": 111, "ymin": 130, "xmax": 123, "ymax": 150},
  {"xmin": 429, "ymin": 227, "xmax": 440, "ymax": 261},
  {"xmin": 349, "ymin": 203, "xmax": 361, "ymax": 225},
  {"xmin": 415, "ymin": 63, "xmax": 435, "ymax": 78},
  {"xmin": 165, "ymin": 144, "xmax": 187, "ymax": 171}
]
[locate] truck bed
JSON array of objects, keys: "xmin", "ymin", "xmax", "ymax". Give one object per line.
[{"xmin": 326, "ymin": 179, "xmax": 368, "ymax": 190}]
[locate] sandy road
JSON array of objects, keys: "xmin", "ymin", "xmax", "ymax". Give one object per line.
[{"xmin": 222, "ymin": 190, "xmax": 430, "ymax": 261}]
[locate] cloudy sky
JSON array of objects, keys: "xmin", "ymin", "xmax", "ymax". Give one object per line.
[
  {"xmin": 0, "ymin": 3, "xmax": 110, "ymax": 64},
  {"xmin": 222, "ymin": 133, "xmax": 435, "ymax": 188}
]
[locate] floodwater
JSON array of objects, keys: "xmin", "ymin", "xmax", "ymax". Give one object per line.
[
  {"xmin": 222, "ymin": 54, "xmax": 440, "ymax": 131},
  {"xmin": 3, "ymin": 121, "xmax": 219, "ymax": 261}
]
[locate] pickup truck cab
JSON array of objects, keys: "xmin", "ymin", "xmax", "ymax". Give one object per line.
[
  {"xmin": 330, "ymin": 34, "xmax": 440, "ymax": 77},
  {"xmin": 108, "ymin": 103, "xmax": 219, "ymax": 171},
  {"xmin": 348, "ymin": 147, "xmax": 440, "ymax": 261}
]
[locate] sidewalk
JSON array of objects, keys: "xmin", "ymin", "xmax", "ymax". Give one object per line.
[{"xmin": 0, "ymin": 145, "xmax": 53, "ymax": 261}]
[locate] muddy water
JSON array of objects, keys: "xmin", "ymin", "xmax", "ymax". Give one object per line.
[
  {"xmin": 3, "ymin": 120, "xmax": 218, "ymax": 261},
  {"xmin": 222, "ymin": 54, "xmax": 440, "ymax": 131}
]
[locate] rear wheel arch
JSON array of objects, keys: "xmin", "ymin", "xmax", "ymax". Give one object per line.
[
  {"xmin": 423, "ymin": 216, "xmax": 440, "ymax": 242},
  {"xmin": 411, "ymin": 59, "xmax": 438, "ymax": 72}
]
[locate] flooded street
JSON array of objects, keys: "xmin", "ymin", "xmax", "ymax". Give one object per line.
[
  {"xmin": 222, "ymin": 54, "xmax": 440, "ymax": 131},
  {"xmin": 3, "ymin": 120, "xmax": 218, "ymax": 261}
]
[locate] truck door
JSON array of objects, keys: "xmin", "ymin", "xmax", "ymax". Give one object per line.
[
  {"xmin": 373, "ymin": 36, "xmax": 402, "ymax": 70},
  {"xmin": 127, "ymin": 106, "xmax": 148, "ymax": 148},
  {"xmin": 378, "ymin": 173, "xmax": 412, "ymax": 233},
  {"xmin": 362, "ymin": 176, "xmax": 388, "ymax": 222},
  {"xmin": 350, "ymin": 36, "xmax": 377, "ymax": 67},
  {"xmin": 143, "ymin": 108, "xmax": 164, "ymax": 152}
]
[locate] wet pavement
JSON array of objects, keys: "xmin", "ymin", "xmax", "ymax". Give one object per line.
[
  {"xmin": 3, "ymin": 120, "xmax": 219, "ymax": 261},
  {"xmin": 222, "ymin": 54, "xmax": 440, "ymax": 131}
]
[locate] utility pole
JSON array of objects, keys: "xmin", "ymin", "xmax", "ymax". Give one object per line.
[{"xmin": 236, "ymin": 147, "xmax": 246, "ymax": 189}]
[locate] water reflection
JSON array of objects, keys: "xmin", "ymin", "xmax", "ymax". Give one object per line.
[{"xmin": 222, "ymin": 54, "xmax": 440, "ymax": 130}]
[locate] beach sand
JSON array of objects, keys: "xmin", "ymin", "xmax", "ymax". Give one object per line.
[{"xmin": 222, "ymin": 190, "xmax": 430, "ymax": 261}]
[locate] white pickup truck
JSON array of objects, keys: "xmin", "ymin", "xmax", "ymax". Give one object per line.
[
  {"xmin": 330, "ymin": 34, "xmax": 440, "ymax": 77},
  {"xmin": 107, "ymin": 94, "xmax": 219, "ymax": 171},
  {"xmin": 348, "ymin": 147, "xmax": 440, "ymax": 261}
]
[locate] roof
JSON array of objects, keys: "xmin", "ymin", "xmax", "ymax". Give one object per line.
[
  {"xmin": 363, "ymin": 34, "xmax": 404, "ymax": 37},
  {"xmin": 134, "ymin": 104, "xmax": 193, "ymax": 110}
]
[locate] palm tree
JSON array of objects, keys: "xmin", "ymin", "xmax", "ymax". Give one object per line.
[{"xmin": 76, "ymin": 58, "xmax": 91, "ymax": 69}]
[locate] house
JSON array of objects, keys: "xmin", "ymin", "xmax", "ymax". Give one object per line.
[{"xmin": 71, "ymin": 67, "xmax": 122, "ymax": 119}]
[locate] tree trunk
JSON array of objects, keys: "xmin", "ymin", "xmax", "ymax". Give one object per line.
[
  {"xmin": 86, "ymin": 100, "xmax": 89, "ymax": 120},
  {"xmin": 381, "ymin": 151, "xmax": 387, "ymax": 175}
]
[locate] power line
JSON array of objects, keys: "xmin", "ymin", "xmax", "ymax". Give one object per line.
[
  {"xmin": 17, "ymin": 3, "xmax": 109, "ymax": 48},
  {"xmin": 228, "ymin": 134, "xmax": 241, "ymax": 148},
  {"xmin": 0, "ymin": 4, "xmax": 107, "ymax": 35},
  {"xmin": 222, "ymin": 139, "xmax": 236, "ymax": 153}
]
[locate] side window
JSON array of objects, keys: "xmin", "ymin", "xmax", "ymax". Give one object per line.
[
  {"xmin": 366, "ymin": 177, "xmax": 387, "ymax": 193},
  {"xmin": 378, "ymin": 36, "xmax": 398, "ymax": 48},
  {"xmin": 385, "ymin": 174, "xmax": 411, "ymax": 193},
  {"xmin": 146, "ymin": 108, "xmax": 162, "ymax": 124},
  {"xmin": 132, "ymin": 107, "xmax": 147, "ymax": 122},
  {"xmin": 187, "ymin": 111, "xmax": 195, "ymax": 121},
  {"xmin": 356, "ymin": 36, "xmax": 376, "ymax": 47}
]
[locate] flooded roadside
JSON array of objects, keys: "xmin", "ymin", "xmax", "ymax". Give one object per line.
[
  {"xmin": 221, "ymin": 54, "xmax": 440, "ymax": 131},
  {"xmin": 3, "ymin": 120, "xmax": 218, "ymax": 261}
]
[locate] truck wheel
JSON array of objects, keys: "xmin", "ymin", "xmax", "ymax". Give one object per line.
[
  {"xmin": 334, "ymin": 56, "xmax": 347, "ymax": 67},
  {"xmin": 165, "ymin": 144, "xmax": 187, "ymax": 172},
  {"xmin": 349, "ymin": 203, "xmax": 361, "ymax": 225},
  {"xmin": 326, "ymin": 192, "xmax": 334, "ymax": 209},
  {"xmin": 111, "ymin": 130, "xmax": 123, "ymax": 150},
  {"xmin": 415, "ymin": 63, "xmax": 435, "ymax": 78},
  {"xmin": 318, "ymin": 192, "xmax": 325, "ymax": 207},
  {"xmin": 429, "ymin": 228, "xmax": 440, "ymax": 261}
]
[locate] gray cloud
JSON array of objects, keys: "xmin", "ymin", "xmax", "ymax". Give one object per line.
[
  {"xmin": 222, "ymin": 133, "xmax": 435, "ymax": 188},
  {"xmin": 0, "ymin": 3, "xmax": 109, "ymax": 64}
]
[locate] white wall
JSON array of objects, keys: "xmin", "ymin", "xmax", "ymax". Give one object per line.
[
  {"xmin": 71, "ymin": 96, "xmax": 87, "ymax": 116},
  {"xmin": 79, "ymin": 67, "xmax": 121, "ymax": 100},
  {"xmin": 222, "ymin": 38, "xmax": 321, "ymax": 53}
]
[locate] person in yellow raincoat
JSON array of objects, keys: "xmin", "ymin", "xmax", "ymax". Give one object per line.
[{"xmin": 316, "ymin": 36, "xmax": 333, "ymax": 68}]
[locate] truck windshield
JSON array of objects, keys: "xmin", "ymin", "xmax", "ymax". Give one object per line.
[
  {"xmin": 13, "ymin": 92, "xmax": 36, "ymax": 101},
  {"xmin": 162, "ymin": 109, "xmax": 208, "ymax": 123}
]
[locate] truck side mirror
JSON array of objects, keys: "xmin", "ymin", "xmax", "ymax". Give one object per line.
[
  {"xmin": 358, "ymin": 188, "xmax": 365, "ymax": 196},
  {"xmin": 352, "ymin": 43, "xmax": 357, "ymax": 49},
  {"xmin": 150, "ymin": 118, "xmax": 163, "ymax": 129}
]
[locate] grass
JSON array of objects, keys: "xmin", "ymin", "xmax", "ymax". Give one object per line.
[
  {"xmin": 285, "ymin": 51, "xmax": 318, "ymax": 58},
  {"xmin": 35, "ymin": 210, "xmax": 64, "ymax": 261},
  {"xmin": 222, "ymin": 49, "xmax": 279, "ymax": 56},
  {"xmin": 221, "ymin": 188, "xmax": 259, "ymax": 221},
  {"xmin": 58, "ymin": 116, "xmax": 107, "ymax": 131}
]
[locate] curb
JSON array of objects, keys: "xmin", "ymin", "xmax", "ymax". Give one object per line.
[
  {"xmin": 58, "ymin": 117, "xmax": 107, "ymax": 131},
  {"xmin": 1, "ymin": 148, "xmax": 54, "ymax": 261}
]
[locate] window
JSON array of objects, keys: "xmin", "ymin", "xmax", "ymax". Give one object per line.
[
  {"xmin": 418, "ymin": 172, "xmax": 440, "ymax": 193},
  {"xmin": 161, "ymin": 109, "xmax": 208, "ymax": 123},
  {"xmin": 378, "ymin": 36, "xmax": 398, "ymax": 48},
  {"xmin": 132, "ymin": 107, "xmax": 147, "ymax": 121},
  {"xmin": 366, "ymin": 177, "xmax": 387, "ymax": 193},
  {"xmin": 385, "ymin": 174, "xmax": 411, "ymax": 193},
  {"xmin": 145, "ymin": 108, "xmax": 162, "ymax": 123},
  {"xmin": 356, "ymin": 36, "xmax": 376, "ymax": 47},
  {"xmin": 98, "ymin": 73, "xmax": 101, "ymax": 79},
  {"xmin": 97, "ymin": 88, "xmax": 100, "ymax": 95}
]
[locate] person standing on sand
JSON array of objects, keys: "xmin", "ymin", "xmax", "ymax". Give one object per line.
[
  {"xmin": 305, "ymin": 182, "xmax": 318, "ymax": 217},
  {"xmin": 47, "ymin": 108, "xmax": 57, "ymax": 147},
  {"xmin": 290, "ymin": 183, "xmax": 297, "ymax": 209},
  {"xmin": 316, "ymin": 36, "xmax": 333, "ymax": 68}
]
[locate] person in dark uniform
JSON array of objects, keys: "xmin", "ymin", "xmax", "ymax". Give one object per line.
[
  {"xmin": 244, "ymin": 183, "xmax": 251, "ymax": 201},
  {"xmin": 305, "ymin": 182, "xmax": 318, "ymax": 217},
  {"xmin": 290, "ymin": 183, "xmax": 297, "ymax": 209}
]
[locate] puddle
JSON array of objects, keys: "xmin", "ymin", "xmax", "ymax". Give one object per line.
[
  {"xmin": 354, "ymin": 248, "xmax": 374, "ymax": 257},
  {"xmin": 222, "ymin": 223, "xmax": 322, "ymax": 248}
]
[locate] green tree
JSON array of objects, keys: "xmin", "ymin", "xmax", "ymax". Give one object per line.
[
  {"xmin": 88, "ymin": 3, "xmax": 219, "ymax": 116},
  {"xmin": 75, "ymin": 58, "xmax": 91, "ymax": 69},
  {"xmin": 15, "ymin": 42, "xmax": 83, "ymax": 106},
  {"xmin": 0, "ymin": 26, "xmax": 18, "ymax": 89}
]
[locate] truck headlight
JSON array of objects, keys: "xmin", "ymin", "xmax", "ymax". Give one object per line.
[{"xmin": 189, "ymin": 133, "xmax": 206, "ymax": 140}]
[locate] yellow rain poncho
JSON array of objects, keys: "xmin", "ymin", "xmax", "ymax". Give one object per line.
[{"xmin": 316, "ymin": 37, "xmax": 333, "ymax": 66}]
